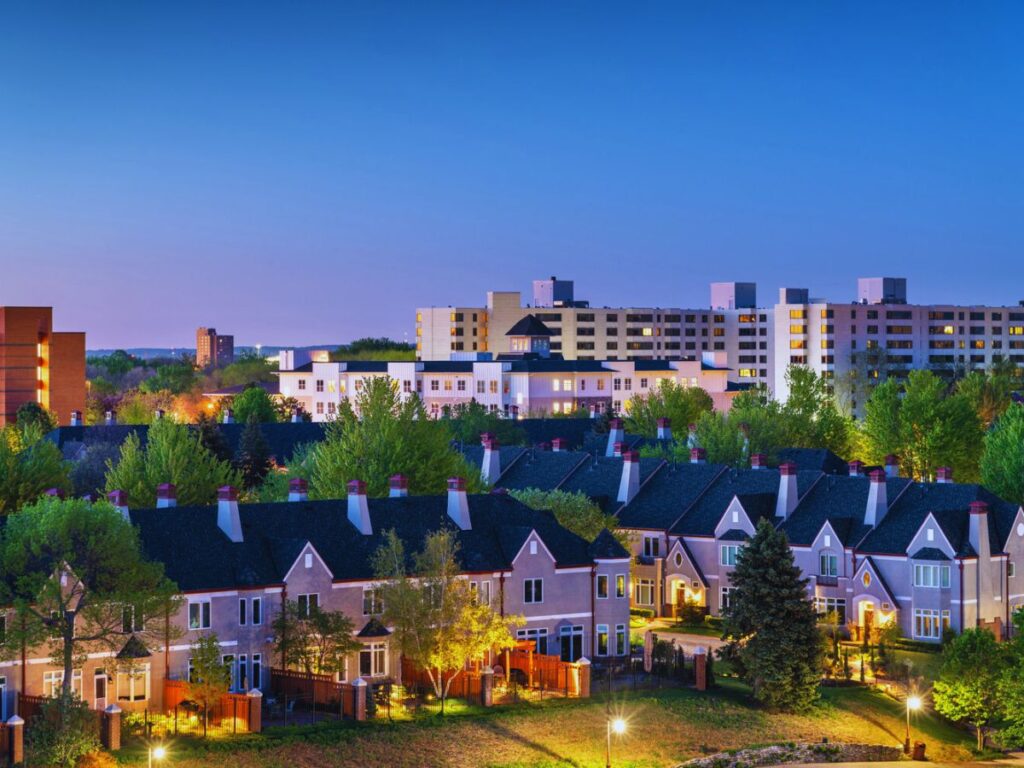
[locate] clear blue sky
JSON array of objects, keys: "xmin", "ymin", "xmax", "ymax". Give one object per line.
[{"xmin": 2, "ymin": 2, "xmax": 1022, "ymax": 348}]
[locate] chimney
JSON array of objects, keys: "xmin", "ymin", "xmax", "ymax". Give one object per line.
[
  {"xmin": 69, "ymin": 410, "xmax": 82, "ymax": 427},
  {"xmin": 222, "ymin": 408, "xmax": 234, "ymax": 424},
  {"xmin": 447, "ymin": 477, "xmax": 471, "ymax": 530},
  {"xmin": 936, "ymin": 467, "xmax": 953, "ymax": 484},
  {"xmin": 617, "ymin": 450, "xmax": 640, "ymax": 503},
  {"xmin": 750, "ymin": 453, "xmax": 767, "ymax": 470},
  {"xmin": 656, "ymin": 417, "xmax": 672, "ymax": 441},
  {"xmin": 606, "ymin": 418, "xmax": 624, "ymax": 457},
  {"xmin": 864, "ymin": 469, "xmax": 888, "ymax": 527},
  {"xmin": 45, "ymin": 488, "xmax": 64, "ymax": 499},
  {"xmin": 589, "ymin": 404, "xmax": 598, "ymax": 419},
  {"xmin": 156, "ymin": 483, "xmax": 177, "ymax": 508},
  {"xmin": 848, "ymin": 460, "xmax": 864, "ymax": 478},
  {"xmin": 388, "ymin": 474, "xmax": 408, "ymax": 498},
  {"xmin": 482, "ymin": 437, "xmax": 501, "ymax": 484},
  {"xmin": 217, "ymin": 486, "xmax": 244, "ymax": 542},
  {"xmin": 686, "ymin": 423, "xmax": 698, "ymax": 448},
  {"xmin": 154, "ymin": 408, "xmax": 165, "ymax": 421},
  {"xmin": 347, "ymin": 480, "xmax": 373, "ymax": 535},
  {"xmin": 107, "ymin": 489, "xmax": 130, "ymax": 520},
  {"xmin": 612, "ymin": 441, "xmax": 624, "ymax": 458},
  {"xmin": 105, "ymin": 411, "xmax": 115, "ymax": 426},
  {"xmin": 288, "ymin": 478, "xmax": 308, "ymax": 502},
  {"xmin": 537, "ymin": 441, "xmax": 551, "ymax": 452},
  {"xmin": 969, "ymin": 500, "xmax": 994, "ymax": 619},
  {"xmin": 81, "ymin": 492, "xmax": 98, "ymax": 503},
  {"xmin": 509, "ymin": 405, "xmax": 519, "ymax": 419},
  {"xmin": 552, "ymin": 437, "xmax": 566, "ymax": 452},
  {"xmin": 775, "ymin": 462, "xmax": 798, "ymax": 519},
  {"xmin": 291, "ymin": 407, "xmax": 302, "ymax": 423},
  {"xmin": 884, "ymin": 454, "xmax": 899, "ymax": 479},
  {"xmin": 690, "ymin": 447, "xmax": 706, "ymax": 465}
]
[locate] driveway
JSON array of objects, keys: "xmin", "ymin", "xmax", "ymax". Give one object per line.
[{"xmin": 645, "ymin": 619, "xmax": 727, "ymax": 653}]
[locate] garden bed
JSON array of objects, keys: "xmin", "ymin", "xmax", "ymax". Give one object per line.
[{"xmin": 678, "ymin": 741, "xmax": 903, "ymax": 768}]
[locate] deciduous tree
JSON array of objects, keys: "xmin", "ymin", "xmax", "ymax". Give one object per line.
[
  {"xmin": 933, "ymin": 628, "xmax": 1006, "ymax": 751},
  {"xmin": 271, "ymin": 601, "xmax": 361, "ymax": 676},
  {"xmin": 509, "ymin": 488, "xmax": 625, "ymax": 548},
  {"xmin": 230, "ymin": 386, "xmax": 278, "ymax": 424},
  {"xmin": 625, "ymin": 381, "xmax": 713, "ymax": 439},
  {"xmin": 0, "ymin": 424, "xmax": 70, "ymax": 514},
  {"xmin": 980, "ymin": 403, "xmax": 1024, "ymax": 505},
  {"xmin": 187, "ymin": 633, "xmax": 232, "ymax": 734}
]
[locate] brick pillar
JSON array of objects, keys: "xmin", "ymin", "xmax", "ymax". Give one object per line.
[
  {"xmin": 247, "ymin": 688, "xmax": 263, "ymax": 733},
  {"xmin": 694, "ymin": 648, "xmax": 707, "ymax": 691},
  {"xmin": 577, "ymin": 657, "xmax": 591, "ymax": 698},
  {"xmin": 102, "ymin": 704, "xmax": 122, "ymax": 751},
  {"xmin": 480, "ymin": 667, "xmax": 494, "ymax": 707},
  {"xmin": 7, "ymin": 715, "xmax": 24, "ymax": 765},
  {"xmin": 352, "ymin": 678, "xmax": 367, "ymax": 721}
]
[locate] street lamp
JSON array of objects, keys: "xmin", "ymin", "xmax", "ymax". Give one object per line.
[
  {"xmin": 905, "ymin": 695, "xmax": 922, "ymax": 753},
  {"xmin": 149, "ymin": 744, "xmax": 167, "ymax": 768},
  {"xmin": 606, "ymin": 717, "xmax": 626, "ymax": 768}
]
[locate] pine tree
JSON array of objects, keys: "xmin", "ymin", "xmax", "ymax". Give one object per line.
[
  {"xmin": 196, "ymin": 412, "xmax": 232, "ymax": 463},
  {"xmin": 722, "ymin": 519, "xmax": 822, "ymax": 712},
  {"xmin": 235, "ymin": 415, "xmax": 272, "ymax": 490}
]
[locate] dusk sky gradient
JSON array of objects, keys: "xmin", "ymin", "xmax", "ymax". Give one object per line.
[{"xmin": 2, "ymin": 2, "xmax": 1022, "ymax": 348}]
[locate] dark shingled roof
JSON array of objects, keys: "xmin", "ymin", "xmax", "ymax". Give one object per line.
[
  {"xmin": 779, "ymin": 475, "xmax": 910, "ymax": 548},
  {"xmin": 559, "ymin": 456, "xmax": 664, "ymax": 513},
  {"xmin": 357, "ymin": 618, "xmax": 392, "ymax": 638},
  {"xmin": 588, "ymin": 528, "xmax": 630, "ymax": 560},
  {"xmin": 497, "ymin": 449, "xmax": 591, "ymax": 492},
  {"xmin": 505, "ymin": 315, "xmax": 554, "ymax": 337},
  {"xmin": 777, "ymin": 448, "xmax": 849, "ymax": 475},
  {"xmin": 129, "ymin": 493, "xmax": 608, "ymax": 592},
  {"xmin": 615, "ymin": 462, "xmax": 725, "ymax": 530},
  {"xmin": 117, "ymin": 634, "xmax": 152, "ymax": 659},
  {"xmin": 718, "ymin": 529, "xmax": 750, "ymax": 541},
  {"xmin": 518, "ymin": 418, "xmax": 596, "ymax": 449},
  {"xmin": 910, "ymin": 547, "xmax": 950, "ymax": 561}
]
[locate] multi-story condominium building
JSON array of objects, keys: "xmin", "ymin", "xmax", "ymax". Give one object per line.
[
  {"xmin": 196, "ymin": 327, "xmax": 235, "ymax": 369},
  {"xmin": 773, "ymin": 278, "xmax": 1024, "ymax": 413},
  {"xmin": 0, "ymin": 306, "xmax": 85, "ymax": 427},
  {"xmin": 279, "ymin": 321, "xmax": 740, "ymax": 421},
  {"xmin": 415, "ymin": 279, "xmax": 776, "ymax": 389},
  {"xmin": 465, "ymin": 433, "xmax": 1024, "ymax": 643},
  {"xmin": 0, "ymin": 479, "xmax": 628, "ymax": 716}
]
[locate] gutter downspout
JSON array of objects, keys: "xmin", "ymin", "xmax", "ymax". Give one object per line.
[
  {"xmin": 958, "ymin": 560, "xmax": 965, "ymax": 633},
  {"xmin": 499, "ymin": 572, "xmax": 506, "ymax": 618},
  {"xmin": 590, "ymin": 565, "xmax": 597, "ymax": 660}
]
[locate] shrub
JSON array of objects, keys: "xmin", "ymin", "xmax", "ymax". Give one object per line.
[
  {"xmin": 26, "ymin": 693, "xmax": 100, "ymax": 768},
  {"xmin": 630, "ymin": 607, "xmax": 655, "ymax": 620}
]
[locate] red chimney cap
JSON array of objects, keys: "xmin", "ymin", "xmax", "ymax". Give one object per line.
[
  {"xmin": 885, "ymin": 454, "xmax": 899, "ymax": 464},
  {"xmin": 656, "ymin": 417, "xmax": 671, "ymax": 428},
  {"xmin": 688, "ymin": 423, "xmax": 697, "ymax": 431},
  {"xmin": 608, "ymin": 418, "xmax": 623, "ymax": 429},
  {"xmin": 623, "ymin": 450, "xmax": 639, "ymax": 462},
  {"xmin": 690, "ymin": 447, "xmax": 706, "ymax": 460},
  {"xmin": 969, "ymin": 500, "xmax": 989, "ymax": 515},
  {"xmin": 936, "ymin": 466, "xmax": 952, "ymax": 478},
  {"xmin": 389, "ymin": 474, "xmax": 408, "ymax": 489},
  {"xmin": 289, "ymin": 477, "xmax": 308, "ymax": 491},
  {"xmin": 447, "ymin": 477, "xmax": 466, "ymax": 491},
  {"xmin": 868, "ymin": 469, "xmax": 886, "ymax": 483},
  {"xmin": 751, "ymin": 453, "xmax": 767, "ymax": 466},
  {"xmin": 849, "ymin": 460, "xmax": 864, "ymax": 468},
  {"xmin": 480, "ymin": 432, "xmax": 495, "ymax": 444},
  {"xmin": 44, "ymin": 488, "xmax": 64, "ymax": 498},
  {"xmin": 108, "ymin": 490, "xmax": 127, "ymax": 506},
  {"xmin": 217, "ymin": 485, "xmax": 238, "ymax": 501},
  {"xmin": 347, "ymin": 479, "xmax": 367, "ymax": 495},
  {"xmin": 156, "ymin": 483, "xmax": 177, "ymax": 498},
  {"xmin": 779, "ymin": 461, "xmax": 797, "ymax": 476}
]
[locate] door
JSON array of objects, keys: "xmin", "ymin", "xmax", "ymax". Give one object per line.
[
  {"xmin": 93, "ymin": 670, "xmax": 107, "ymax": 711},
  {"xmin": 860, "ymin": 603, "xmax": 875, "ymax": 641},
  {"xmin": 560, "ymin": 626, "xmax": 583, "ymax": 662}
]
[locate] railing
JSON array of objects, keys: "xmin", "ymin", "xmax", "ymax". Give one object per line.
[
  {"xmin": 816, "ymin": 575, "xmax": 839, "ymax": 587},
  {"xmin": 634, "ymin": 554, "xmax": 658, "ymax": 566}
]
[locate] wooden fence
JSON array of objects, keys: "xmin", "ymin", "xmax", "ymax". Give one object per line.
[
  {"xmin": 503, "ymin": 648, "xmax": 585, "ymax": 697},
  {"xmin": 162, "ymin": 680, "xmax": 252, "ymax": 732},
  {"xmin": 400, "ymin": 658, "xmax": 484, "ymax": 699},
  {"xmin": 269, "ymin": 668, "xmax": 359, "ymax": 718}
]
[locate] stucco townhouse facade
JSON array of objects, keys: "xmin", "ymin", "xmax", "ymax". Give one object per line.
[{"xmin": 0, "ymin": 479, "xmax": 629, "ymax": 718}]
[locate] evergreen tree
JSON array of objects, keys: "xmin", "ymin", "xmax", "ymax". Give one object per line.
[
  {"xmin": 196, "ymin": 412, "xmax": 233, "ymax": 463},
  {"xmin": 235, "ymin": 415, "xmax": 272, "ymax": 490},
  {"xmin": 980, "ymin": 403, "xmax": 1024, "ymax": 505},
  {"xmin": 721, "ymin": 519, "xmax": 822, "ymax": 712}
]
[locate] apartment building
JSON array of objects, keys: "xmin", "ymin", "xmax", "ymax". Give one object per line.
[
  {"xmin": 463, "ymin": 433, "xmax": 1024, "ymax": 643},
  {"xmin": 774, "ymin": 277, "xmax": 1024, "ymax": 413},
  {"xmin": 196, "ymin": 327, "xmax": 235, "ymax": 368},
  {"xmin": 0, "ymin": 480, "xmax": 628, "ymax": 716},
  {"xmin": 0, "ymin": 306, "xmax": 85, "ymax": 427},
  {"xmin": 415, "ymin": 279, "xmax": 776, "ymax": 388}
]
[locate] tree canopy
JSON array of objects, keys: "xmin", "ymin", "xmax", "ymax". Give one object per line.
[
  {"xmin": 509, "ymin": 488, "xmax": 626, "ymax": 548},
  {"xmin": 271, "ymin": 600, "xmax": 361, "ymax": 676},
  {"xmin": 625, "ymin": 380, "xmax": 714, "ymax": 438},
  {"xmin": 444, "ymin": 399, "xmax": 527, "ymax": 448},
  {"xmin": 230, "ymin": 386, "xmax": 278, "ymax": 424},
  {"xmin": 933, "ymin": 628, "xmax": 1005, "ymax": 750},
  {"xmin": 0, "ymin": 424, "xmax": 69, "ymax": 514},
  {"xmin": 980, "ymin": 403, "xmax": 1024, "ymax": 505}
]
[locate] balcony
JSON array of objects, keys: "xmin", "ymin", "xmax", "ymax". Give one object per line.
[
  {"xmin": 635, "ymin": 554, "xmax": 659, "ymax": 567},
  {"xmin": 816, "ymin": 575, "xmax": 839, "ymax": 587}
]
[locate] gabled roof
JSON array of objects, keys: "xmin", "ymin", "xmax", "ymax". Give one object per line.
[
  {"xmin": 856, "ymin": 556, "xmax": 899, "ymax": 605},
  {"xmin": 668, "ymin": 538, "xmax": 708, "ymax": 587},
  {"xmin": 505, "ymin": 315, "xmax": 554, "ymax": 337},
  {"xmin": 559, "ymin": 456, "xmax": 663, "ymax": 513},
  {"xmin": 497, "ymin": 449, "xmax": 590, "ymax": 492},
  {"xmin": 588, "ymin": 529, "xmax": 630, "ymax": 560},
  {"xmin": 779, "ymin": 475, "xmax": 910, "ymax": 547},
  {"xmin": 777, "ymin": 448, "xmax": 848, "ymax": 475},
  {"xmin": 357, "ymin": 618, "xmax": 391, "ymax": 638},
  {"xmin": 615, "ymin": 462, "xmax": 725, "ymax": 530},
  {"xmin": 909, "ymin": 547, "xmax": 950, "ymax": 561},
  {"xmin": 117, "ymin": 634, "xmax": 152, "ymax": 660}
]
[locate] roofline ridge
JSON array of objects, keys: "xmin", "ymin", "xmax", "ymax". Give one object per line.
[
  {"xmin": 776, "ymin": 470, "xmax": 827, "ymax": 530},
  {"xmin": 553, "ymin": 451, "xmax": 596, "ymax": 491},
  {"xmin": 666, "ymin": 462, "xmax": 731, "ymax": 533},
  {"xmin": 612, "ymin": 458, "xmax": 668, "ymax": 515}
]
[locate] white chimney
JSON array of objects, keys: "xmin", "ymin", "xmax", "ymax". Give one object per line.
[
  {"xmin": 108, "ymin": 490, "xmax": 130, "ymax": 521},
  {"xmin": 481, "ymin": 436, "xmax": 501, "ymax": 485},
  {"xmin": 347, "ymin": 480, "xmax": 373, "ymax": 535},
  {"xmin": 388, "ymin": 474, "xmax": 408, "ymax": 498},
  {"xmin": 864, "ymin": 469, "xmax": 888, "ymax": 527},
  {"xmin": 291, "ymin": 407, "xmax": 302, "ymax": 423},
  {"xmin": 656, "ymin": 418, "xmax": 672, "ymax": 441},
  {"xmin": 217, "ymin": 486, "xmax": 244, "ymax": 542},
  {"xmin": 69, "ymin": 410, "xmax": 82, "ymax": 427},
  {"xmin": 605, "ymin": 418, "xmax": 624, "ymax": 457},
  {"xmin": 105, "ymin": 411, "xmax": 115, "ymax": 426},
  {"xmin": 686, "ymin": 423, "xmax": 698, "ymax": 449},
  {"xmin": 612, "ymin": 441, "xmax": 624, "ymax": 458},
  {"xmin": 969, "ymin": 500, "xmax": 995, "ymax": 620},
  {"xmin": 617, "ymin": 451, "xmax": 640, "ymax": 504},
  {"xmin": 775, "ymin": 462, "xmax": 798, "ymax": 519},
  {"xmin": 589, "ymin": 404, "xmax": 598, "ymax": 419},
  {"xmin": 848, "ymin": 460, "xmax": 864, "ymax": 478},
  {"xmin": 222, "ymin": 408, "xmax": 234, "ymax": 424},
  {"xmin": 552, "ymin": 437, "xmax": 566, "ymax": 452},
  {"xmin": 885, "ymin": 454, "xmax": 899, "ymax": 479},
  {"xmin": 288, "ymin": 478, "xmax": 308, "ymax": 502},
  {"xmin": 447, "ymin": 477, "xmax": 471, "ymax": 530},
  {"xmin": 156, "ymin": 483, "xmax": 177, "ymax": 508},
  {"xmin": 750, "ymin": 453, "xmax": 767, "ymax": 470},
  {"xmin": 936, "ymin": 466, "xmax": 952, "ymax": 484}
]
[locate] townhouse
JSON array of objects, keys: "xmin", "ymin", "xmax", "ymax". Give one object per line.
[
  {"xmin": 465, "ymin": 429, "xmax": 1024, "ymax": 643},
  {"xmin": 0, "ymin": 478, "xmax": 629, "ymax": 717}
]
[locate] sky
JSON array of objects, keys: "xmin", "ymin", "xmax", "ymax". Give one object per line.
[{"xmin": 1, "ymin": 1, "xmax": 1022, "ymax": 349}]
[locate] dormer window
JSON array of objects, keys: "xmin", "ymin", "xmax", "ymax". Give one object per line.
[{"xmin": 927, "ymin": 528, "xmax": 934, "ymax": 542}]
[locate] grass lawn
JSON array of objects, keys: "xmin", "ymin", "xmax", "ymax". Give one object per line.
[
  {"xmin": 664, "ymin": 624, "xmax": 723, "ymax": 638},
  {"xmin": 114, "ymin": 681, "xmax": 977, "ymax": 768}
]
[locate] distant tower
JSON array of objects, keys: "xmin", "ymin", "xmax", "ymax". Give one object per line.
[
  {"xmin": 196, "ymin": 327, "xmax": 235, "ymax": 368},
  {"xmin": 504, "ymin": 315, "xmax": 554, "ymax": 358}
]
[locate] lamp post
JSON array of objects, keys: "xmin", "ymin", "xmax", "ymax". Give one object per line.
[
  {"xmin": 905, "ymin": 695, "xmax": 921, "ymax": 753},
  {"xmin": 605, "ymin": 717, "xmax": 626, "ymax": 768},
  {"xmin": 149, "ymin": 744, "xmax": 167, "ymax": 768}
]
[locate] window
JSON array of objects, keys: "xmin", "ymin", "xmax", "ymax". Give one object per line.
[
  {"xmin": 116, "ymin": 664, "xmax": 149, "ymax": 702},
  {"xmin": 430, "ymin": 380, "xmax": 439, "ymax": 391},
  {"xmin": 819, "ymin": 552, "xmax": 838, "ymax": 577},
  {"xmin": 615, "ymin": 624, "xmax": 627, "ymax": 656},
  {"xmin": 489, "ymin": 380, "xmax": 498, "ymax": 394},
  {"xmin": 188, "ymin": 600, "xmax": 211, "ymax": 630},
  {"xmin": 560, "ymin": 625, "xmax": 585, "ymax": 662},
  {"xmin": 635, "ymin": 578, "xmax": 655, "ymax": 606},
  {"xmin": 814, "ymin": 597, "xmax": 847, "ymax": 624},
  {"xmin": 239, "ymin": 599, "xmax": 247, "ymax": 626},
  {"xmin": 720, "ymin": 587, "xmax": 733, "ymax": 611},
  {"xmin": 44, "ymin": 670, "xmax": 82, "ymax": 698},
  {"xmin": 362, "ymin": 587, "xmax": 383, "ymax": 615},
  {"xmin": 517, "ymin": 628, "xmax": 548, "ymax": 654},
  {"xmin": 359, "ymin": 642, "xmax": 387, "ymax": 676},
  {"xmin": 444, "ymin": 380, "xmax": 453, "ymax": 392},
  {"xmin": 914, "ymin": 609, "xmax": 947, "ymax": 639},
  {"xmin": 251, "ymin": 654, "xmax": 262, "ymax": 690},
  {"xmin": 1010, "ymin": 562, "xmax": 1016, "ymax": 578},
  {"xmin": 403, "ymin": 380, "xmax": 413, "ymax": 393},
  {"xmin": 524, "ymin": 578, "xmax": 543, "ymax": 604},
  {"xmin": 642, "ymin": 536, "xmax": 660, "ymax": 558},
  {"xmin": 913, "ymin": 564, "xmax": 950, "ymax": 588},
  {"xmin": 720, "ymin": 545, "xmax": 739, "ymax": 566},
  {"xmin": 476, "ymin": 381, "xmax": 485, "ymax": 394},
  {"xmin": 297, "ymin": 379, "xmax": 306, "ymax": 391},
  {"xmin": 596, "ymin": 574, "xmax": 609, "ymax": 599},
  {"xmin": 222, "ymin": 654, "xmax": 238, "ymax": 691},
  {"xmin": 316, "ymin": 379, "xmax": 324, "ymax": 392},
  {"xmin": 316, "ymin": 402, "xmax": 324, "ymax": 415},
  {"xmin": 251, "ymin": 597, "xmax": 262, "ymax": 626},
  {"xmin": 597, "ymin": 624, "xmax": 609, "ymax": 655},
  {"xmin": 474, "ymin": 580, "xmax": 492, "ymax": 606},
  {"xmin": 297, "ymin": 593, "xmax": 319, "ymax": 617},
  {"xmin": 615, "ymin": 574, "xmax": 626, "ymax": 598}
]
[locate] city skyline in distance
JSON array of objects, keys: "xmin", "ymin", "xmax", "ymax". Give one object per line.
[{"xmin": 3, "ymin": 2, "xmax": 1022, "ymax": 348}]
